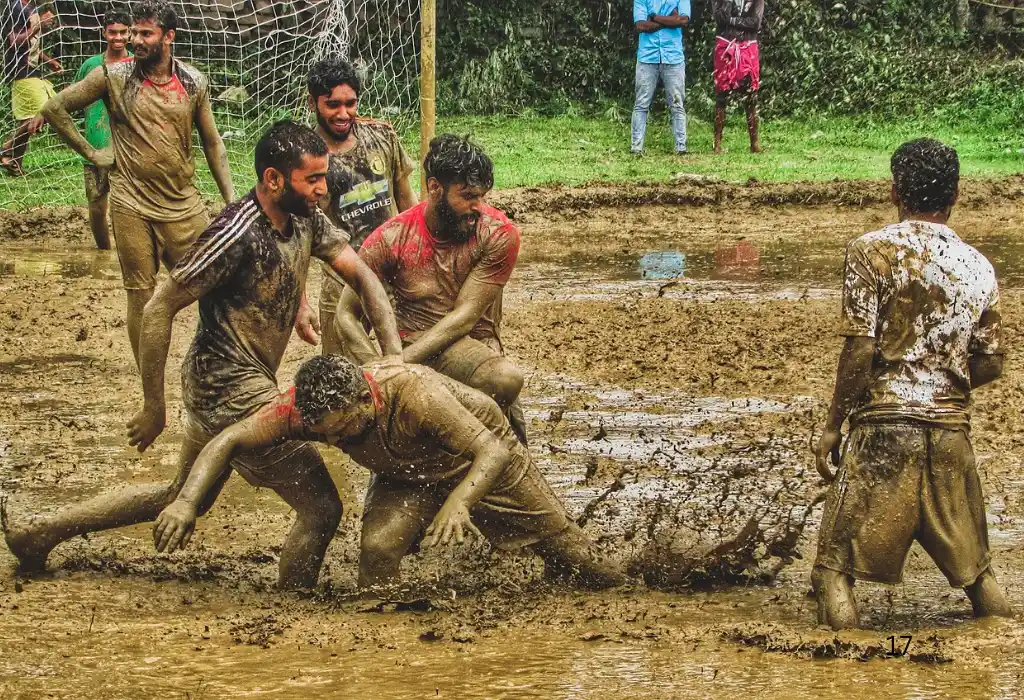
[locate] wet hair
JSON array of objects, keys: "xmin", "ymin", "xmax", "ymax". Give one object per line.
[
  {"xmin": 132, "ymin": 0, "xmax": 177, "ymax": 32},
  {"xmin": 294, "ymin": 355, "xmax": 366, "ymax": 426},
  {"xmin": 253, "ymin": 119, "xmax": 328, "ymax": 182},
  {"xmin": 103, "ymin": 7, "xmax": 131, "ymax": 28},
  {"xmin": 307, "ymin": 56, "xmax": 362, "ymax": 99},
  {"xmin": 891, "ymin": 138, "xmax": 960, "ymax": 213},
  {"xmin": 423, "ymin": 133, "xmax": 494, "ymax": 190}
]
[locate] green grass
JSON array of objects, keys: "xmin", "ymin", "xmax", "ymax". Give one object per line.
[{"xmin": 2, "ymin": 113, "xmax": 1022, "ymax": 209}]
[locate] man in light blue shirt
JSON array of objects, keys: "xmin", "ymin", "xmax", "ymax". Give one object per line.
[{"xmin": 632, "ymin": 0, "xmax": 690, "ymax": 154}]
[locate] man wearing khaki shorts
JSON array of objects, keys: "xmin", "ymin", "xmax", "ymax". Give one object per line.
[
  {"xmin": 41, "ymin": 1, "xmax": 233, "ymax": 365},
  {"xmin": 150, "ymin": 354, "xmax": 625, "ymax": 593},
  {"xmin": 813, "ymin": 138, "xmax": 1012, "ymax": 629},
  {"xmin": 335, "ymin": 134, "xmax": 530, "ymax": 443}
]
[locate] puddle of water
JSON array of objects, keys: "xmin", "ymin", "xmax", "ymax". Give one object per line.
[{"xmin": 0, "ymin": 248, "xmax": 120, "ymax": 280}]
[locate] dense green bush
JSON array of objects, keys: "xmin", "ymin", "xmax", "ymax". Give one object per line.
[{"xmin": 435, "ymin": 0, "xmax": 1024, "ymax": 121}]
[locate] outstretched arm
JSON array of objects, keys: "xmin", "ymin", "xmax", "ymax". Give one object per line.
[
  {"xmin": 153, "ymin": 399, "xmax": 293, "ymax": 553},
  {"xmin": 815, "ymin": 336, "xmax": 874, "ymax": 482},
  {"xmin": 326, "ymin": 244, "xmax": 402, "ymax": 356},
  {"xmin": 126, "ymin": 279, "xmax": 199, "ymax": 451},
  {"xmin": 40, "ymin": 67, "xmax": 112, "ymax": 166},
  {"xmin": 402, "ymin": 278, "xmax": 500, "ymax": 365},
  {"xmin": 334, "ymin": 284, "xmax": 385, "ymax": 364},
  {"xmin": 195, "ymin": 90, "xmax": 234, "ymax": 203}
]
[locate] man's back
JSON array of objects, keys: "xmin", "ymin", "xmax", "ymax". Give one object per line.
[
  {"xmin": 341, "ymin": 361, "xmax": 526, "ymax": 484},
  {"xmin": 841, "ymin": 220, "xmax": 1000, "ymax": 425}
]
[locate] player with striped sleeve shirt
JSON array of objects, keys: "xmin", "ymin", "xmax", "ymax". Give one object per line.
[{"xmin": 3, "ymin": 121, "xmax": 401, "ymax": 590}]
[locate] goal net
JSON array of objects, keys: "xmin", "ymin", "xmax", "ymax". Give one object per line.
[{"xmin": 0, "ymin": 0, "xmax": 421, "ymax": 209}]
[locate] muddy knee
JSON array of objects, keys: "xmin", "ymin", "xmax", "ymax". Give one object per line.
[{"xmin": 470, "ymin": 359, "xmax": 524, "ymax": 407}]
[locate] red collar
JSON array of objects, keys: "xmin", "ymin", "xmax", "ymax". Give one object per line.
[{"xmin": 364, "ymin": 370, "xmax": 384, "ymax": 411}]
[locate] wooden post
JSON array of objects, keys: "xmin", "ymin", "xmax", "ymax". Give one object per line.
[{"xmin": 419, "ymin": 0, "xmax": 436, "ymax": 196}]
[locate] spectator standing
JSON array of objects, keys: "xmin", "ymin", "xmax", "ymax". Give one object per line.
[
  {"xmin": 631, "ymin": 0, "xmax": 690, "ymax": 155},
  {"xmin": 1, "ymin": 0, "xmax": 62, "ymax": 176},
  {"xmin": 712, "ymin": 0, "xmax": 764, "ymax": 154}
]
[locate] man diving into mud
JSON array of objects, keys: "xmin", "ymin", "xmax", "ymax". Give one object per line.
[
  {"xmin": 333, "ymin": 133, "xmax": 530, "ymax": 443},
  {"xmin": 152, "ymin": 354, "xmax": 626, "ymax": 594},
  {"xmin": 813, "ymin": 138, "xmax": 1012, "ymax": 629},
  {"xmin": 3, "ymin": 121, "xmax": 402, "ymax": 590}
]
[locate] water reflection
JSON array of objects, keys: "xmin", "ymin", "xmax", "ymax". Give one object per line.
[
  {"xmin": 0, "ymin": 249, "xmax": 119, "ymax": 280},
  {"xmin": 639, "ymin": 251, "xmax": 686, "ymax": 279}
]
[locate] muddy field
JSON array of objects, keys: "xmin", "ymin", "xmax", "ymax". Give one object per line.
[{"xmin": 2, "ymin": 181, "xmax": 1024, "ymax": 698}]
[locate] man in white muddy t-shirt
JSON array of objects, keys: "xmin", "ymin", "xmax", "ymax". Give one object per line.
[{"xmin": 812, "ymin": 138, "xmax": 1012, "ymax": 630}]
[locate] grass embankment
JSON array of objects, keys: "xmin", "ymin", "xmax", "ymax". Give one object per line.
[{"xmin": 1, "ymin": 113, "xmax": 1021, "ymax": 209}]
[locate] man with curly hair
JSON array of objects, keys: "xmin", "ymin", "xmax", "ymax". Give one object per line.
[
  {"xmin": 334, "ymin": 133, "xmax": 530, "ymax": 443},
  {"xmin": 813, "ymin": 138, "xmax": 1012, "ymax": 629},
  {"xmin": 150, "ymin": 354, "xmax": 626, "ymax": 593}
]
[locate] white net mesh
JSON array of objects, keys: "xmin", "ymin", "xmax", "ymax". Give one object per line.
[{"xmin": 0, "ymin": 0, "xmax": 421, "ymax": 208}]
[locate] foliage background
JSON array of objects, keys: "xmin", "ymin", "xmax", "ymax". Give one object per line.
[{"xmin": 435, "ymin": 0, "xmax": 1024, "ymax": 125}]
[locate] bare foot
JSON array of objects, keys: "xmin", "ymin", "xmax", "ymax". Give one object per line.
[
  {"xmin": 750, "ymin": 144, "xmax": 764, "ymax": 154},
  {"xmin": 713, "ymin": 146, "xmax": 724, "ymax": 155},
  {"xmin": 1, "ymin": 499, "xmax": 52, "ymax": 572},
  {"xmin": 0, "ymin": 157, "xmax": 25, "ymax": 177}
]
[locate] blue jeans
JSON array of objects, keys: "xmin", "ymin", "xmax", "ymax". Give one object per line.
[{"xmin": 631, "ymin": 61, "xmax": 687, "ymax": 153}]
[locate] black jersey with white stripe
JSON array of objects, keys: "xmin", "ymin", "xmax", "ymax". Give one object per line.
[{"xmin": 170, "ymin": 190, "xmax": 350, "ymax": 430}]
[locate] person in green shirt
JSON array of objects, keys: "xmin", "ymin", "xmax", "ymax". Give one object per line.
[{"xmin": 74, "ymin": 7, "xmax": 130, "ymax": 249}]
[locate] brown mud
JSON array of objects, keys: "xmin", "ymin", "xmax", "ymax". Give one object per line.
[{"xmin": 2, "ymin": 184, "xmax": 1024, "ymax": 697}]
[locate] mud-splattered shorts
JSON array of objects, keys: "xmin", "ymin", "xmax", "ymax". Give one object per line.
[
  {"xmin": 83, "ymin": 164, "xmax": 109, "ymax": 204},
  {"xmin": 112, "ymin": 208, "xmax": 209, "ymax": 290},
  {"xmin": 362, "ymin": 459, "xmax": 570, "ymax": 551},
  {"xmin": 814, "ymin": 423, "xmax": 991, "ymax": 587},
  {"xmin": 183, "ymin": 412, "xmax": 327, "ymax": 491}
]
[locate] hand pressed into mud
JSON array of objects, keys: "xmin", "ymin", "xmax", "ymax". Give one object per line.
[
  {"xmin": 127, "ymin": 403, "xmax": 166, "ymax": 452},
  {"xmin": 153, "ymin": 499, "xmax": 198, "ymax": 553},
  {"xmin": 423, "ymin": 498, "xmax": 482, "ymax": 547},
  {"xmin": 294, "ymin": 300, "xmax": 321, "ymax": 345},
  {"xmin": 815, "ymin": 428, "xmax": 842, "ymax": 483}
]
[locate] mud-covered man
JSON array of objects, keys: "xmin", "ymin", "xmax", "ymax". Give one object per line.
[
  {"xmin": 711, "ymin": 0, "xmax": 764, "ymax": 155},
  {"xmin": 152, "ymin": 355, "xmax": 626, "ymax": 593},
  {"xmin": 303, "ymin": 56, "xmax": 417, "ymax": 356},
  {"xmin": 74, "ymin": 7, "xmax": 132, "ymax": 250},
  {"xmin": 3, "ymin": 121, "xmax": 402, "ymax": 590},
  {"xmin": 41, "ymin": 0, "xmax": 234, "ymax": 365},
  {"xmin": 813, "ymin": 138, "xmax": 1012, "ymax": 629},
  {"xmin": 335, "ymin": 134, "xmax": 529, "ymax": 442}
]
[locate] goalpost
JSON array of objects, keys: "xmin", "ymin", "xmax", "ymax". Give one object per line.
[{"xmin": 0, "ymin": 0, "xmax": 433, "ymax": 209}]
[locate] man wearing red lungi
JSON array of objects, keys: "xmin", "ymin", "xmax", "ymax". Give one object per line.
[{"xmin": 712, "ymin": 0, "xmax": 764, "ymax": 154}]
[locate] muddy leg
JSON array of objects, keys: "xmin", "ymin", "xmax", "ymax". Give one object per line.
[
  {"xmin": 2, "ymin": 438, "xmax": 210, "ymax": 571},
  {"xmin": 272, "ymin": 466, "xmax": 343, "ymax": 590},
  {"xmin": 87, "ymin": 197, "xmax": 111, "ymax": 250},
  {"xmin": 125, "ymin": 287, "xmax": 154, "ymax": 368},
  {"xmin": 964, "ymin": 567, "xmax": 1012, "ymax": 618},
  {"xmin": 357, "ymin": 507, "xmax": 422, "ymax": 594},
  {"xmin": 713, "ymin": 94, "xmax": 728, "ymax": 155},
  {"xmin": 745, "ymin": 92, "xmax": 762, "ymax": 153},
  {"xmin": 532, "ymin": 523, "xmax": 627, "ymax": 589},
  {"xmin": 0, "ymin": 119, "xmax": 36, "ymax": 173},
  {"xmin": 812, "ymin": 565, "xmax": 859, "ymax": 630}
]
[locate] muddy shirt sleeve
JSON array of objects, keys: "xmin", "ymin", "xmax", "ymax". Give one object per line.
[
  {"xmin": 470, "ymin": 224, "xmax": 521, "ymax": 287},
  {"xmin": 309, "ymin": 206, "xmax": 352, "ymax": 264},
  {"xmin": 970, "ymin": 283, "xmax": 1003, "ymax": 356},
  {"xmin": 400, "ymin": 375, "xmax": 493, "ymax": 459},
  {"xmin": 838, "ymin": 238, "xmax": 880, "ymax": 338},
  {"xmin": 169, "ymin": 217, "xmax": 247, "ymax": 298},
  {"xmin": 358, "ymin": 225, "xmax": 398, "ymax": 283}
]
